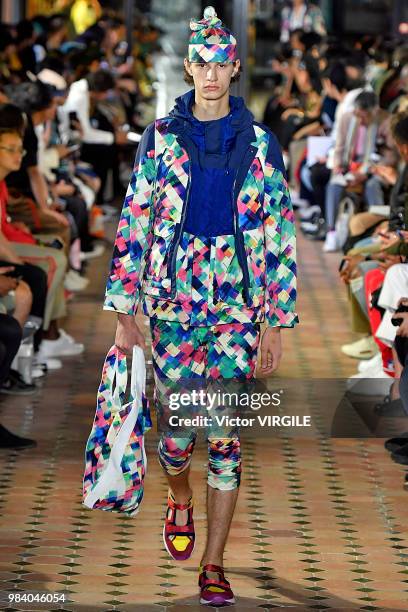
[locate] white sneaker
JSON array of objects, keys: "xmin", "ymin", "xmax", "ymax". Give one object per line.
[
  {"xmin": 358, "ymin": 353, "xmax": 382, "ymax": 373},
  {"xmin": 80, "ymin": 244, "xmax": 105, "ymax": 261},
  {"xmin": 301, "ymin": 221, "xmax": 319, "ymax": 234},
  {"xmin": 291, "ymin": 196, "xmax": 310, "ymax": 209},
  {"xmin": 299, "ymin": 205, "xmax": 321, "ymax": 221},
  {"xmin": 33, "ymin": 356, "xmax": 62, "ymax": 370},
  {"xmin": 64, "ymin": 270, "xmax": 89, "ymax": 292},
  {"xmin": 32, "ymin": 366, "xmax": 45, "ymax": 379},
  {"xmin": 323, "ymin": 230, "xmax": 339, "ymax": 252},
  {"xmin": 37, "ymin": 334, "xmax": 84, "ymax": 358},
  {"xmin": 59, "ymin": 329, "xmax": 76, "ymax": 344},
  {"xmin": 341, "ymin": 336, "xmax": 378, "ymax": 360}
]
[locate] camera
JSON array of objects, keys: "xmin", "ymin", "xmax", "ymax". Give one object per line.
[{"xmin": 391, "ymin": 304, "xmax": 408, "ymax": 327}]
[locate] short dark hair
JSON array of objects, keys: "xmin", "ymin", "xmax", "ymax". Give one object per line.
[
  {"xmin": 354, "ymin": 90, "xmax": 378, "ymax": 111},
  {"xmin": 16, "ymin": 19, "xmax": 34, "ymax": 44},
  {"xmin": 86, "ymin": 69, "xmax": 115, "ymax": 92},
  {"xmin": 39, "ymin": 51, "xmax": 66, "ymax": 75},
  {"xmin": 391, "ymin": 112, "xmax": 408, "ymax": 146},
  {"xmin": 0, "ymin": 103, "xmax": 26, "ymax": 137},
  {"xmin": 4, "ymin": 81, "xmax": 53, "ymax": 114},
  {"xmin": 47, "ymin": 13, "xmax": 68, "ymax": 35},
  {"xmin": 183, "ymin": 61, "xmax": 242, "ymax": 86},
  {"xmin": 325, "ymin": 62, "xmax": 347, "ymax": 92}
]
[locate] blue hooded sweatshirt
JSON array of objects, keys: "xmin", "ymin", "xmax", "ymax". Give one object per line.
[{"xmin": 168, "ymin": 89, "xmax": 255, "ymax": 237}]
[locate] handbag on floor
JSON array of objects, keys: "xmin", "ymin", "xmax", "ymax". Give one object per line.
[
  {"xmin": 335, "ymin": 195, "xmax": 355, "ymax": 252},
  {"xmin": 82, "ymin": 344, "xmax": 151, "ymax": 516}
]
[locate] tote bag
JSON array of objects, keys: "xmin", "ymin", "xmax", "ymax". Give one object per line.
[{"xmin": 82, "ymin": 344, "xmax": 151, "ymax": 516}]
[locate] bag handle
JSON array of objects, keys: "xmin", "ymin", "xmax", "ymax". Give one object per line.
[
  {"xmin": 100, "ymin": 346, "xmax": 128, "ymax": 406},
  {"xmin": 99, "ymin": 345, "xmax": 146, "ymax": 410},
  {"xmin": 130, "ymin": 345, "xmax": 146, "ymax": 405}
]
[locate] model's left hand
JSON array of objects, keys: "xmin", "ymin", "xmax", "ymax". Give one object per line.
[{"xmin": 259, "ymin": 327, "xmax": 282, "ymax": 374}]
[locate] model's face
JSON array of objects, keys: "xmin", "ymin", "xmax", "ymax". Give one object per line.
[
  {"xmin": 0, "ymin": 133, "xmax": 25, "ymax": 174},
  {"xmin": 185, "ymin": 60, "xmax": 240, "ymax": 101}
]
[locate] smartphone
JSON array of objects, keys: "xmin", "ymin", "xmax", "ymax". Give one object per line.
[
  {"xmin": 67, "ymin": 144, "xmax": 80, "ymax": 154},
  {"xmin": 338, "ymin": 258, "xmax": 349, "ymax": 273},
  {"xmin": 69, "ymin": 111, "xmax": 79, "ymax": 130}
]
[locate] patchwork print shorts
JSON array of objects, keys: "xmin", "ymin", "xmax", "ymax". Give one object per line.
[{"xmin": 150, "ymin": 319, "xmax": 260, "ymax": 490}]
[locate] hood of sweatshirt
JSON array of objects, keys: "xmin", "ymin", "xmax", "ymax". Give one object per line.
[
  {"xmin": 166, "ymin": 90, "xmax": 255, "ymax": 236},
  {"xmin": 169, "ymin": 89, "xmax": 254, "ymax": 167}
]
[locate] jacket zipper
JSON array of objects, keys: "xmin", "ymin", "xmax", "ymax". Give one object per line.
[
  {"xmin": 164, "ymin": 138, "xmax": 255, "ymax": 304},
  {"xmin": 231, "ymin": 146, "xmax": 256, "ymax": 305},
  {"xmin": 167, "ymin": 159, "xmax": 192, "ymax": 298}
]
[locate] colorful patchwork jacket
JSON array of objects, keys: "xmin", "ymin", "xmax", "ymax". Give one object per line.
[{"xmin": 104, "ymin": 91, "xmax": 298, "ymax": 328}]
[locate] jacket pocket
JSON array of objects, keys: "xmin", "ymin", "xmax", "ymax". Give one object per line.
[
  {"xmin": 211, "ymin": 235, "xmax": 245, "ymax": 306},
  {"xmin": 242, "ymin": 227, "xmax": 266, "ymax": 307},
  {"xmin": 237, "ymin": 158, "xmax": 265, "ymax": 231},
  {"xmin": 174, "ymin": 232, "xmax": 193, "ymax": 302},
  {"xmin": 144, "ymin": 219, "xmax": 175, "ymax": 283}
]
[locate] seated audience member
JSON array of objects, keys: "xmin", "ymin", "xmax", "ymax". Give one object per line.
[
  {"xmin": 0, "ymin": 269, "xmax": 37, "ymax": 395},
  {"xmin": 300, "ymin": 62, "xmax": 365, "ymax": 232},
  {"xmin": 323, "ymin": 91, "xmax": 391, "ymax": 252},
  {"xmin": 0, "ymin": 103, "xmax": 83, "ymax": 362},
  {"xmin": 61, "ymin": 69, "xmax": 128, "ymax": 202},
  {"xmin": 383, "ymin": 297, "xmax": 408, "ymax": 471},
  {"xmin": 0, "ymin": 312, "xmax": 37, "ymax": 447},
  {"xmin": 339, "ymin": 112, "xmax": 408, "ymax": 373},
  {"xmin": 0, "ymin": 268, "xmax": 37, "ymax": 445},
  {"xmin": 4, "ymin": 81, "xmax": 70, "ymax": 242},
  {"xmin": 279, "ymin": 55, "xmax": 323, "ymax": 150},
  {"xmin": 264, "ymin": 30, "xmax": 322, "ymax": 141},
  {"xmin": 34, "ymin": 72, "xmax": 102, "ymax": 265}
]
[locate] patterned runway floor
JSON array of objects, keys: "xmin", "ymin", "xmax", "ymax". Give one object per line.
[{"xmin": 0, "ymin": 223, "xmax": 407, "ymax": 611}]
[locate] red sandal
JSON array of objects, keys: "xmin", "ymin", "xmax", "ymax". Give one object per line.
[
  {"xmin": 163, "ymin": 490, "xmax": 195, "ymax": 561},
  {"xmin": 199, "ymin": 563, "xmax": 236, "ymax": 607}
]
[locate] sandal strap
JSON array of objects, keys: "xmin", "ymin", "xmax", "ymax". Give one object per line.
[
  {"xmin": 199, "ymin": 564, "xmax": 230, "ymax": 589},
  {"xmin": 166, "ymin": 523, "xmax": 195, "ymax": 536},
  {"xmin": 166, "ymin": 504, "xmax": 193, "ymax": 524},
  {"xmin": 168, "ymin": 491, "xmax": 193, "ymax": 511}
]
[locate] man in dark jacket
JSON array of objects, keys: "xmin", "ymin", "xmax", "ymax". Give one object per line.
[{"xmin": 105, "ymin": 7, "xmax": 298, "ymax": 606}]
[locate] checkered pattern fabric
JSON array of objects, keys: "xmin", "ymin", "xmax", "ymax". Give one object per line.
[
  {"xmin": 82, "ymin": 346, "xmax": 151, "ymax": 516},
  {"xmin": 151, "ymin": 319, "xmax": 260, "ymax": 490},
  {"xmin": 188, "ymin": 12, "xmax": 236, "ymax": 64},
  {"xmin": 105, "ymin": 116, "xmax": 298, "ymax": 329}
]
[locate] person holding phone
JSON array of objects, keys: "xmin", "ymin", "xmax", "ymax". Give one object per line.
[
  {"xmin": 62, "ymin": 69, "xmax": 128, "ymax": 202},
  {"xmin": 323, "ymin": 91, "xmax": 391, "ymax": 252}
]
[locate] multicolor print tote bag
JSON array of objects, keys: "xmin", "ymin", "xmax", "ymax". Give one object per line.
[{"xmin": 82, "ymin": 345, "xmax": 151, "ymax": 516}]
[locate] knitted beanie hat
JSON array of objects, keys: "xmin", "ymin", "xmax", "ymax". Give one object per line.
[{"xmin": 188, "ymin": 6, "xmax": 237, "ymax": 63}]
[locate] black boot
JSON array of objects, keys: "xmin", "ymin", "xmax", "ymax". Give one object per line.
[
  {"xmin": 0, "ymin": 370, "xmax": 36, "ymax": 396},
  {"xmin": 0, "ymin": 424, "xmax": 37, "ymax": 449},
  {"xmin": 391, "ymin": 442, "xmax": 408, "ymax": 466},
  {"xmin": 384, "ymin": 432, "xmax": 408, "ymax": 452}
]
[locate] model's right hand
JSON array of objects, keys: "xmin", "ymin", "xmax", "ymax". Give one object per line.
[{"xmin": 115, "ymin": 313, "xmax": 146, "ymax": 354}]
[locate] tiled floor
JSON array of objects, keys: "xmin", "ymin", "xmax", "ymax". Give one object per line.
[{"xmin": 1, "ymin": 222, "xmax": 407, "ymax": 611}]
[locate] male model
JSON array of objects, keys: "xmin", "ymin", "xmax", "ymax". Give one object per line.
[{"xmin": 105, "ymin": 6, "xmax": 298, "ymax": 607}]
